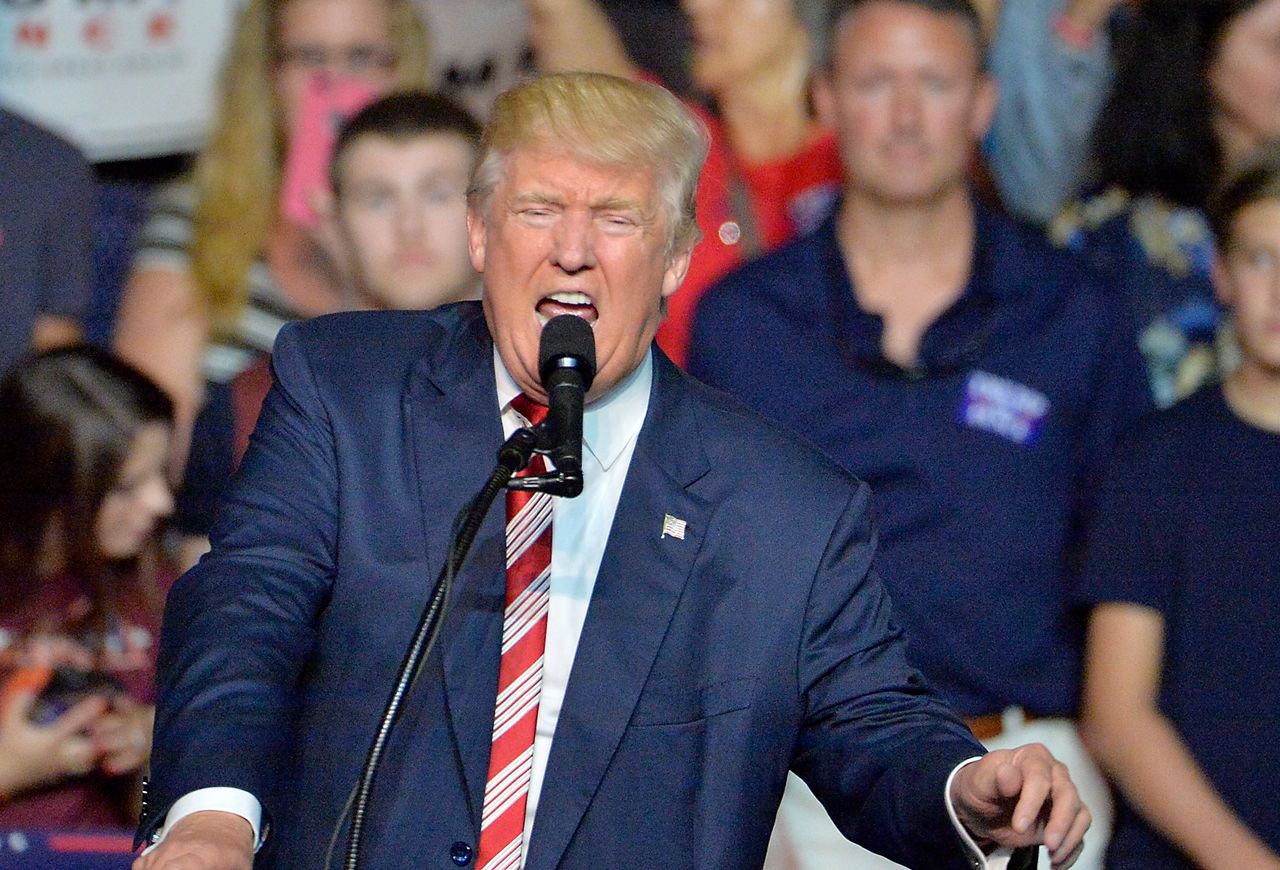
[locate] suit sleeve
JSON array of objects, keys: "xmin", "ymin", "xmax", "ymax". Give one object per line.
[
  {"xmin": 791, "ymin": 481, "xmax": 985, "ymax": 869},
  {"xmin": 144, "ymin": 322, "xmax": 339, "ymax": 838}
]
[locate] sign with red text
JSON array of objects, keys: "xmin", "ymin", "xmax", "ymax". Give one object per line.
[{"xmin": 0, "ymin": 0, "xmax": 238, "ymax": 160}]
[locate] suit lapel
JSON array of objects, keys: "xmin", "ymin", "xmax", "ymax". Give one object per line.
[
  {"xmin": 405, "ymin": 306, "xmax": 507, "ymax": 827},
  {"xmin": 525, "ymin": 352, "xmax": 714, "ymax": 870}
]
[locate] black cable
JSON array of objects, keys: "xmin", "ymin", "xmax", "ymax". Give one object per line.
[{"xmin": 331, "ymin": 427, "xmax": 539, "ymax": 870}]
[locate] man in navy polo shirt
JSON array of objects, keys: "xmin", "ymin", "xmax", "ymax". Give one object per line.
[{"xmin": 689, "ymin": 1, "xmax": 1148, "ymax": 868}]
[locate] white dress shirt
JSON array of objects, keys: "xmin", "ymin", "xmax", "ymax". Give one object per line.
[{"xmin": 151, "ymin": 348, "xmax": 1005, "ymax": 868}]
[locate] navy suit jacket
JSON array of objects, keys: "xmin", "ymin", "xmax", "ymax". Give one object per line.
[{"xmin": 146, "ymin": 303, "xmax": 985, "ymax": 869}]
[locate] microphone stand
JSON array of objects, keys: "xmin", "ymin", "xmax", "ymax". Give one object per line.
[{"xmin": 339, "ymin": 424, "xmax": 562, "ymax": 870}]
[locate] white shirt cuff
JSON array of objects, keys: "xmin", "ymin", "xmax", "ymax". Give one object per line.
[
  {"xmin": 144, "ymin": 787, "xmax": 264, "ymax": 854},
  {"xmin": 945, "ymin": 757, "xmax": 1013, "ymax": 870}
]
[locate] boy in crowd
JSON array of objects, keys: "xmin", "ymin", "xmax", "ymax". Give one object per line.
[{"xmin": 320, "ymin": 90, "xmax": 482, "ymax": 311}]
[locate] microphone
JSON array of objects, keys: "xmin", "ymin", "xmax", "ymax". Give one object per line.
[{"xmin": 537, "ymin": 315, "xmax": 596, "ymax": 497}]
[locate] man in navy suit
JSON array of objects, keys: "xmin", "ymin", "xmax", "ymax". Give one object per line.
[{"xmin": 135, "ymin": 72, "xmax": 1089, "ymax": 870}]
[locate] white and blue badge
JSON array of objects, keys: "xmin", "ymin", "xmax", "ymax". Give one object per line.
[{"xmin": 958, "ymin": 371, "xmax": 1050, "ymax": 446}]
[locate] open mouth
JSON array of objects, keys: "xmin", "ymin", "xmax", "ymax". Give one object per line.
[{"xmin": 536, "ymin": 291, "xmax": 599, "ymax": 326}]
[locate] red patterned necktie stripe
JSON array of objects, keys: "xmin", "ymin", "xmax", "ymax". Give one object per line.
[{"xmin": 477, "ymin": 395, "xmax": 551, "ymax": 870}]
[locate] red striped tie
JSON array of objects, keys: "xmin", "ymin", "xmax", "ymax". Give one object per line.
[{"xmin": 476, "ymin": 395, "xmax": 552, "ymax": 870}]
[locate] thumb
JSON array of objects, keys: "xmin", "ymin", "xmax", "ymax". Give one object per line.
[{"xmin": 1, "ymin": 688, "xmax": 38, "ymax": 726}]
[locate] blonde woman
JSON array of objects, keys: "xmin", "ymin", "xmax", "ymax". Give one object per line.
[
  {"xmin": 114, "ymin": 0, "xmax": 429, "ymax": 560},
  {"xmin": 116, "ymin": 0, "xmax": 428, "ymax": 466}
]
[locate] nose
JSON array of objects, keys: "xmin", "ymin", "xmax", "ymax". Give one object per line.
[
  {"xmin": 141, "ymin": 475, "xmax": 175, "ymax": 522},
  {"xmin": 890, "ymin": 83, "xmax": 923, "ymax": 133},
  {"xmin": 550, "ymin": 210, "xmax": 596, "ymax": 273},
  {"xmin": 396, "ymin": 199, "xmax": 423, "ymax": 244}
]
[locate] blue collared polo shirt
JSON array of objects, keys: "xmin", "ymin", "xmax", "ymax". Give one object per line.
[{"xmin": 688, "ymin": 205, "xmax": 1150, "ymax": 717}]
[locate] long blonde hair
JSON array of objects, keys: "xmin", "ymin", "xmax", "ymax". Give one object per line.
[{"xmin": 190, "ymin": 0, "xmax": 430, "ymax": 336}]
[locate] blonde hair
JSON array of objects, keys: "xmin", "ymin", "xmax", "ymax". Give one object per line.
[
  {"xmin": 468, "ymin": 72, "xmax": 709, "ymax": 255},
  {"xmin": 189, "ymin": 0, "xmax": 430, "ymax": 337}
]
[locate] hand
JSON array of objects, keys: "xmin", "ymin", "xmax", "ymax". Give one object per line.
[
  {"xmin": 950, "ymin": 743, "xmax": 1091, "ymax": 869},
  {"xmin": 132, "ymin": 811, "xmax": 254, "ymax": 870},
  {"xmin": 0, "ymin": 690, "xmax": 107, "ymax": 799},
  {"xmin": 18, "ymin": 633, "xmax": 97, "ymax": 671},
  {"xmin": 90, "ymin": 696, "xmax": 154, "ymax": 776}
]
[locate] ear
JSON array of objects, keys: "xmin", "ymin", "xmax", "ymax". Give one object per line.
[
  {"xmin": 1212, "ymin": 250, "xmax": 1235, "ymax": 307},
  {"xmin": 467, "ymin": 204, "xmax": 487, "ymax": 273},
  {"xmin": 662, "ymin": 243, "xmax": 694, "ymax": 300},
  {"xmin": 970, "ymin": 74, "xmax": 999, "ymax": 142}
]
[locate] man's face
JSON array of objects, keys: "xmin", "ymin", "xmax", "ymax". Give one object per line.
[
  {"xmin": 1217, "ymin": 198, "xmax": 1280, "ymax": 375},
  {"xmin": 468, "ymin": 146, "xmax": 692, "ymax": 402},
  {"xmin": 814, "ymin": 1, "xmax": 995, "ymax": 207},
  {"xmin": 335, "ymin": 132, "xmax": 478, "ymax": 310}
]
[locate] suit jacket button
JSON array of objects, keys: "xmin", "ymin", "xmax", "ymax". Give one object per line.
[{"xmin": 450, "ymin": 841, "xmax": 473, "ymax": 865}]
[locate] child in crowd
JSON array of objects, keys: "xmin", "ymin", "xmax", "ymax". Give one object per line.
[
  {"xmin": 0, "ymin": 346, "xmax": 175, "ymax": 827},
  {"xmin": 1080, "ymin": 148, "xmax": 1280, "ymax": 868}
]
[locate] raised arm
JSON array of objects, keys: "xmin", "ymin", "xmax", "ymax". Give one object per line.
[
  {"xmin": 524, "ymin": 0, "xmax": 637, "ymax": 78},
  {"xmin": 1080, "ymin": 603, "xmax": 1280, "ymax": 869},
  {"xmin": 986, "ymin": 0, "xmax": 1123, "ymax": 224}
]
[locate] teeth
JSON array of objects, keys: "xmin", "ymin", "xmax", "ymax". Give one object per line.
[{"xmin": 548, "ymin": 291, "xmax": 591, "ymax": 305}]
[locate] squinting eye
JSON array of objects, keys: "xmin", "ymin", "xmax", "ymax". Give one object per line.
[
  {"xmin": 517, "ymin": 206, "xmax": 557, "ymax": 225},
  {"xmin": 110, "ymin": 475, "xmax": 147, "ymax": 498},
  {"xmin": 852, "ymin": 76, "xmax": 889, "ymax": 94},
  {"xmin": 599, "ymin": 215, "xmax": 638, "ymax": 232},
  {"xmin": 356, "ymin": 193, "xmax": 394, "ymax": 211}
]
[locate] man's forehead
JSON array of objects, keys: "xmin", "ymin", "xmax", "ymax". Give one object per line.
[
  {"xmin": 342, "ymin": 132, "xmax": 474, "ymax": 178},
  {"xmin": 832, "ymin": 1, "xmax": 984, "ymax": 67},
  {"xmin": 498, "ymin": 147, "xmax": 658, "ymax": 204}
]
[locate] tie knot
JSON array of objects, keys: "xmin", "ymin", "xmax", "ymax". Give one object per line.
[{"xmin": 510, "ymin": 392, "xmax": 549, "ymax": 427}]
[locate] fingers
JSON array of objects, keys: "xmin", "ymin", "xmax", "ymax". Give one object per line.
[
  {"xmin": 1041, "ymin": 760, "xmax": 1084, "ymax": 849},
  {"xmin": 1049, "ymin": 800, "xmax": 1091, "ymax": 868},
  {"xmin": 90, "ymin": 707, "xmax": 150, "ymax": 775},
  {"xmin": 1052, "ymin": 833, "xmax": 1085, "ymax": 870},
  {"xmin": 1, "ymin": 689, "xmax": 37, "ymax": 726},
  {"xmin": 51, "ymin": 694, "xmax": 109, "ymax": 739},
  {"xmin": 57, "ymin": 734, "xmax": 98, "ymax": 776},
  {"xmin": 1007, "ymin": 747, "xmax": 1053, "ymax": 835}
]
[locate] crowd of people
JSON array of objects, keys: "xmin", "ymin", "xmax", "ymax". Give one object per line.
[{"xmin": 0, "ymin": 1, "xmax": 1276, "ymax": 868}]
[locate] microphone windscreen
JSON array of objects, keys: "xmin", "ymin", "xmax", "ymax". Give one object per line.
[{"xmin": 539, "ymin": 315, "xmax": 597, "ymax": 386}]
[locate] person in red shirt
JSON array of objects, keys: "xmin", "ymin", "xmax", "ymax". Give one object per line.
[{"xmin": 525, "ymin": 0, "xmax": 842, "ymax": 365}]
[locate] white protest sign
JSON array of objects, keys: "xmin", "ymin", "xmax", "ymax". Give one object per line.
[{"xmin": 0, "ymin": 0, "xmax": 238, "ymax": 160}]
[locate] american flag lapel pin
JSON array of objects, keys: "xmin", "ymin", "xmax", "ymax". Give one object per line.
[{"xmin": 661, "ymin": 514, "xmax": 687, "ymax": 540}]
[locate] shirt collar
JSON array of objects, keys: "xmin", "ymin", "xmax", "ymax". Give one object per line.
[
  {"xmin": 494, "ymin": 345, "xmax": 652, "ymax": 472},
  {"xmin": 815, "ymin": 200, "xmax": 1009, "ymax": 377}
]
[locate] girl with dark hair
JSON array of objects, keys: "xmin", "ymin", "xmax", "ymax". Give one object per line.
[
  {"xmin": 1054, "ymin": 0, "xmax": 1280, "ymax": 408},
  {"xmin": 1079, "ymin": 148, "xmax": 1280, "ymax": 869},
  {"xmin": 0, "ymin": 346, "xmax": 175, "ymax": 826}
]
